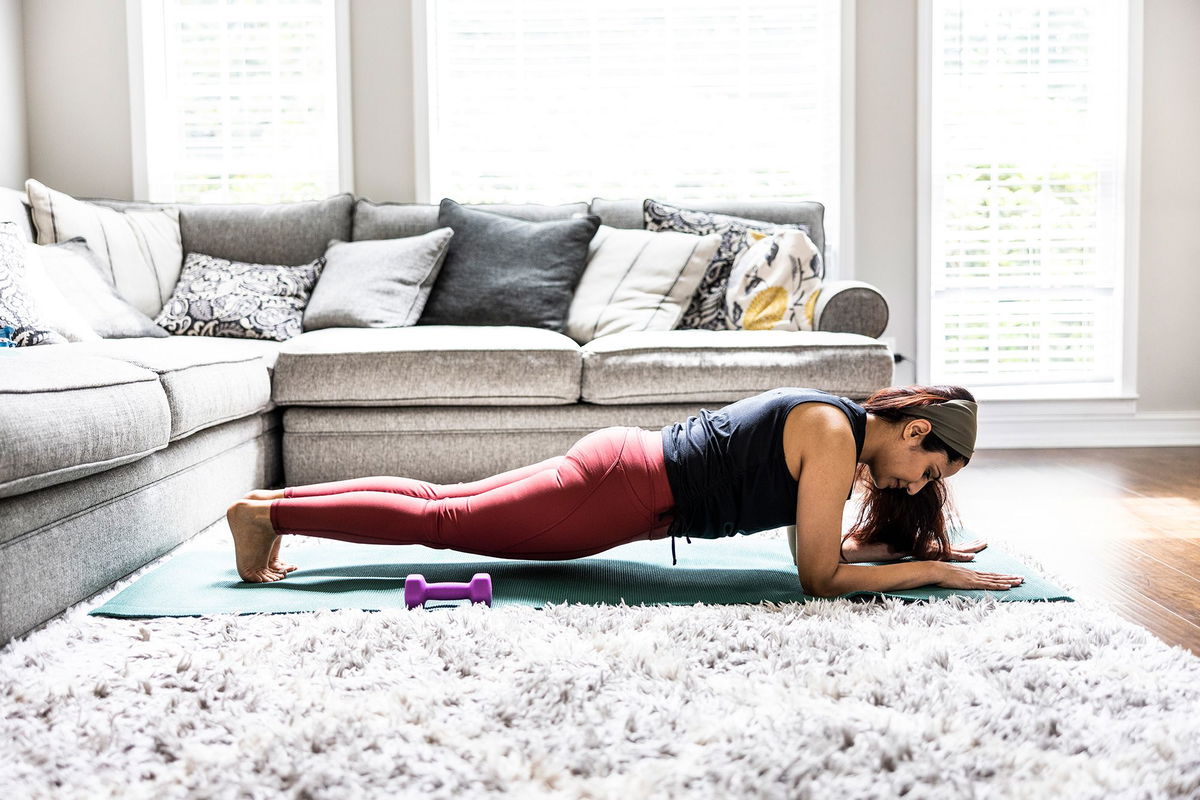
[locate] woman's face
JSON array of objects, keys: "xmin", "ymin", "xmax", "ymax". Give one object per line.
[{"xmin": 868, "ymin": 419, "xmax": 965, "ymax": 495}]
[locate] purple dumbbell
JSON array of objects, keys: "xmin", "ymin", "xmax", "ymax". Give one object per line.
[{"xmin": 404, "ymin": 573, "xmax": 493, "ymax": 609}]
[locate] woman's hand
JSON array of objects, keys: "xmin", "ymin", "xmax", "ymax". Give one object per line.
[
  {"xmin": 928, "ymin": 560, "xmax": 1024, "ymax": 591},
  {"xmin": 945, "ymin": 537, "xmax": 989, "ymax": 561}
]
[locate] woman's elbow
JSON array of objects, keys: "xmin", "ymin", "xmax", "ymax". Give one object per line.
[{"xmin": 799, "ymin": 568, "xmax": 840, "ymax": 598}]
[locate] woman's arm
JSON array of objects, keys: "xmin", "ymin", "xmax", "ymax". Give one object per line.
[
  {"xmin": 786, "ymin": 406, "xmax": 1015, "ymax": 596},
  {"xmin": 787, "ymin": 528, "xmax": 908, "ymax": 565},
  {"xmin": 821, "ymin": 561, "xmax": 938, "ymax": 596},
  {"xmin": 838, "ymin": 534, "xmax": 907, "ymax": 563}
]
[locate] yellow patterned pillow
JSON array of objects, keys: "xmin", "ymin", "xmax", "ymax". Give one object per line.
[{"xmin": 724, "ymin": 229, "xmax": 823, "ymax": 331}]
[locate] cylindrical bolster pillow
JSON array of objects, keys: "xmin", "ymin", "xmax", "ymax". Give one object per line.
[{"xmin": 813, "ymin": 280, "xmax": 889, "ymax": 339}]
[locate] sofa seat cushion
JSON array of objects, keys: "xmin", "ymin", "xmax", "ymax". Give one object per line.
[
  {"xmin": 580, "ymin": 330, "xmax": 894, "ymax": 404},
  {"xmin": 272, "ymin": 326, "xmax": 582, "ymax": 406},
  {"xmin": 0, "ymin": 350, "xmax": 171, "ymax": 499},
  {"xmin": 63, "ymin": 337, "xmax": 276, "ymax": 441}
]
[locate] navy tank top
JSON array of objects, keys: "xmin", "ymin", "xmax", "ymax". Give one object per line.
[{"xmin": 660, "ymin": 388, "xmax": 867, "ymax": 545}]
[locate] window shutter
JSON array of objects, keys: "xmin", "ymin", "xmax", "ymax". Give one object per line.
[
  {"xmin": 929, "ymin": 0, "xmax": 1129, "ymax": 389},
  {"xmin": 424, "ymin": 1, "xmax": 842, "ymax": 212},
  {"xmin": 143, "ymin": 0, "xmax": 342, "ymax": 204}
]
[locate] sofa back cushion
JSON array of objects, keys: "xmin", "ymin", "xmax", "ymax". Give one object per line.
[
  {"xmin": 25, "ymin": 179, "xmax": 183, "ymax": 318},
  {"xmin": 86, "ymin": 193, "xmax": 354, "ymax": 268},
  {"xmin": 351, "ymin": 198, "xmax": 589, "ymax": 241},
  {"xmin": 588, "ymin": 197, "xmax": 826, "ymax": 259}
]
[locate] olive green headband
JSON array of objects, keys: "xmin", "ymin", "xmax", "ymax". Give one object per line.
[{"xmin": 902, "ymin": 399, "xmax": 978, "ymax": 459}]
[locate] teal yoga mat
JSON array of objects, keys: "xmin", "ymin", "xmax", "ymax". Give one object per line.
[{"xmin": 89, "ymin": 529, "xmax": 1071, "ymax": 618}]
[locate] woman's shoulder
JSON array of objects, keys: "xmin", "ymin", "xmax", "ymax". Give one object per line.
[
  {"xmin": 781, "ymin": 401, "xmax": 858, "ymax": 479},
  {"xmin": 784, "ymin": 401, "xmax": 855, "ymax": 438}
]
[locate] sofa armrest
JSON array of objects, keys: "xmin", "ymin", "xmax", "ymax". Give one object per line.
[{"xmin": 813, "ymin": 280, "xmax": 889, "ymax": 339}]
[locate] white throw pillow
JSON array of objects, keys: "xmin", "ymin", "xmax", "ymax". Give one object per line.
[
  {"xmin": 724, "ymin": 229, "xmax": 823, "ymax": 331},
  {"xmin": 24, "ymin": 179, "xmax": 183, "ymax": 319},
  {"xmin": 20, "ymin": 243, "xmax": 101, "ymax": 342},
  {"xmin": 566, "ymin": 225, "xmax": 721, "ymax": 344},
  {"xmin": 0, "ymin": 221, "xmax": 67, "ymax": 346}
]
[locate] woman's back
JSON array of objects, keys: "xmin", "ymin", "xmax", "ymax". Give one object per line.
[{"xmin": 661, "ymin": 387, "xmax": 866, "ymax": 540}]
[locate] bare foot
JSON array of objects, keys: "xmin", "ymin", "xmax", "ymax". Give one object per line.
[
  {"xmin": 244, "ymin": 488, "xmax": 286, "ymax": 501},
  {"xmin": 268, "ymin": 535, "xmax": 298, "ymax": 574},
  {"xmin": 227, "ymin": 499, "xmax": 295, "ymax": 582}
]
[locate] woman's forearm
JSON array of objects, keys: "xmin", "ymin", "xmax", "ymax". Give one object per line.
[
  {"xmin": 840, "ymin": 536, "xmax": 907, "ymax": 563},
  {"xmin": 819, "ymin": 561, "xmax": 937, "ymax": 597}
]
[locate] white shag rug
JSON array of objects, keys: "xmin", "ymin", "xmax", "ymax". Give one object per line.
[{"xmin": 2, "ymin": 524, "xmax": 1199, "ymax": 800}]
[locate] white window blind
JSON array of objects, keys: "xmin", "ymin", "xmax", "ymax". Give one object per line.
[
  {"xmin": 928, "ymin": 0, "xmax": 1129, "ymax": 391},
  {"xmin": 422, "ymin": 0, "xmax": 843, "ymax": 249},
  {"xmin": 135, "ymin": 0, "xmax": 345, "ymax": 204}
]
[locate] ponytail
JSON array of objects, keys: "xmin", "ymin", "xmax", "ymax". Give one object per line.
[{"xmin": 845, "ymin": 385, "xmax": 975, "ymax": 561}]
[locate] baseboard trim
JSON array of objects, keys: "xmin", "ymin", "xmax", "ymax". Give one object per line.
[{"xmin": 977, "ymin": 411, "xmax": 1200, "ymax": 449}]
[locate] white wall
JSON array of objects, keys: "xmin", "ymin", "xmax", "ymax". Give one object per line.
[
  {"xmin": 0, "ymin": 0, "xmax": 27, "ymax": 188},
  {"xmin": 1135, "ymin": 0, "xmax": 1200, "ymax": 415},
  {"xmin": 17, "ymin": 0, "xmax": 1200, "ymax": 415},
  {"xmin": 349, "ymin": 0, "xmax": 416, "ymax": 202},
  {"xmin": 22, "ymin": 0, "xmax": 132, "ymax": 198}
]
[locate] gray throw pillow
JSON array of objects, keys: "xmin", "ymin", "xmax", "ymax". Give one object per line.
[
  {"xmin": 0, "ymin": 221, "xmax": 67, "ymax": 346},
  {"xmin": 35, "ymin": 238, "xmax": 169, "ymax": 339},
  {"xmin": 155, "ymin": 252, "xmax": 324, "ymax": 342},
  {"xmin": 417, "ymin": 198, "xmax": 601, "ymax": 332},
  {"xmin": 303, "ymin": 228, "xmax": 454, "ymax": 332},
  {"xmin": 644, "ymin": 199, "xmax": 818, "ymax": 331}
]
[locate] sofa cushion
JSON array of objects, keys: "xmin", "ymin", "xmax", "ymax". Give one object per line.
[
  {"xmin": 589, "ymin": 197, "xmax": 826, "ymax": 256},
  {"xmin": 580, "ymin": 330, "xmax": 894, "ymax": 405},
  {"xmin": 25, "ymin": 179, "xmax": 183, "ymax": 318},
  {"xmin": 85, "ymin": 193, "xmax": 355, "ymax": 270},
  {"xmin": 63, "ymin": 337, "xmax": 274, "ymax": 441},
  {"xmin": 417, "ymin": 199, "xmax": 601, "ymax": 332},
  {"xmin": 0, "ymin": 350, "xmax": 171, "ymax": 499},
  {"xmin": 272, "ymin": 326, "xmax": 582, "ymax": 406},
  {"xmin": 352, "ymin": 198, "xmax": 590, "ymax": 241}
]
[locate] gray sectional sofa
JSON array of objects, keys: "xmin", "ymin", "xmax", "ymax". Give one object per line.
[{"xmin": 0, "ymin": 188, "xmax": 893, "ymax": 645}]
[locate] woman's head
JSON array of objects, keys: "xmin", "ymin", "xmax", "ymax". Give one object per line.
[{"xmin": 847, "ymin": 385, "xmax": 977, "ymax": 560}]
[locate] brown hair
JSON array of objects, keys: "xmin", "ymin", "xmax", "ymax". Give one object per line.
[{"xmin": 845, "ymin": 385, "xmax": 976, "ymax": 560}]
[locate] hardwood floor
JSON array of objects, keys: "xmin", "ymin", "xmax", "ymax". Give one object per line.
[{"xmin": 944, "ymin": 446, "xmax": 1200, "ymax": 656}]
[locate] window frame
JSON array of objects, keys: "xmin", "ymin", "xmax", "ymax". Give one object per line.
[
  {"xmin": 125, "ymin": 0, "xmax": 355, "ymax": 204},
  {"xmin": 410, "ymin": 0, "xmax": 858, "ymax": 280},
  {"xmin": 916, "ymin": 0, "xmax": 1143, "ymax": 402}
]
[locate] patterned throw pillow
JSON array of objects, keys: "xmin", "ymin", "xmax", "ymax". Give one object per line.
[
  {"xmin": 643, "ymin": 199, "xmax": 820, "ymax": 331},
  {"xmin": 155, "ymin": 252, "xmax": 324, "ymax": 341},
  {"xmin": 724, "ymin": 229, "xmax": 823, "ymax": 331},
  {"xmin": 0, "ymin": 221, "xmax": 67, "ymax": 347}
]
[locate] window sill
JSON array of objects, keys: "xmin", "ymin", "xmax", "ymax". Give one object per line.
[{"xmin": 967, "ymin": 383, "xmax": 1136, "ymax": 403}]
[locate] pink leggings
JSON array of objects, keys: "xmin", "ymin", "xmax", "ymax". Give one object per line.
[{"xmin": 270, "ymin": 427, "xmax": 678, "ymax": 560}]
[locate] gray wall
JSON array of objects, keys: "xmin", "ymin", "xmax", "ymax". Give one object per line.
[
  {"xmin": 0, "ymin": 0, "xmax": 27, "ymax": 187},
  {"xmin": 15, "ymin": 0, "xmax": 1200, "ymax": 414}
]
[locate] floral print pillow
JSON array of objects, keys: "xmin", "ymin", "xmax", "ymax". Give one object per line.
[{"xmin": 155, "ymin": 252, "xmax": 324, "ymax": 341}]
